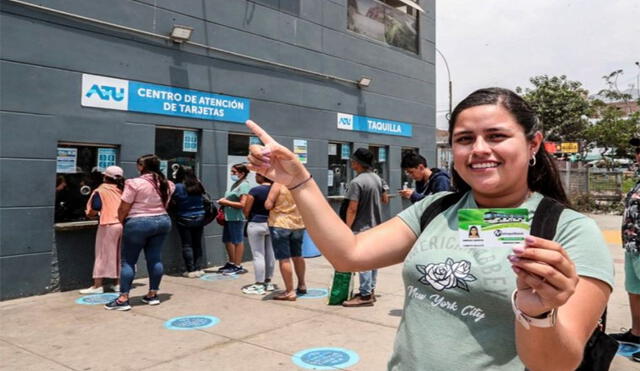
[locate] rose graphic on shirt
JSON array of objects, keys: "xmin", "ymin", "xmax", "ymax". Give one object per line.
[{"xmin": 416, "ymin": 258, "xmax": 477, "ymax": 292}]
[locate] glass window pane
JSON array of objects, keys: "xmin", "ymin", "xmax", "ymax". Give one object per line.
[
  {"xmin": 347, "ymin": 0, "xmax": 418, "ymax": 53},
  {"xmin": 328, "ymin": 142, "xmax": 352, "ymax": 196},
  {"xmin": 55, "ymin": 144, "xmax": 119, "ymax": 223},
  {"xmin": 155, "ymin": 128, "xmax": 199, "ymax": 181}
]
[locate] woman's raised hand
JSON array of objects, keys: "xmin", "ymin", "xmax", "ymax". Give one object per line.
[
  {"xmin": 245, "ymin": 120, "xmax": 309, "ymax": 188},
  {"xmin": 509, "ymin": 236, "xmax": 579, "ymax": 316}
]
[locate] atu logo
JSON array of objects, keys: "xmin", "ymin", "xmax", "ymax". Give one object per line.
[
  {"xmin": 337, "ymin": 113, "xmax": 354, "ymax": 130},
  {"xmin": 85, "ymin": 84, "xmax": 125, "ymax": 101},
  {"xmin": 82, "ymin": 74, "xmax": 128, "ymax": 110}
]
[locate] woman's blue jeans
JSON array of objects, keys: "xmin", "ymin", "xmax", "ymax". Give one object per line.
[{"xmin": 120, "ymin": 214, "xmax": 171, "ymax": 294}]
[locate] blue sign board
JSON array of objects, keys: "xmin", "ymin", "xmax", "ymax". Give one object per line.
[
  {"xmin": 340, "ymin": 143, "xmax": 351, "ymax": 160},
  {"xmin": 97, "ymin": 148, "xmax": 117, "ymax": 171},
  {"xmin": 337, "ymin": 112, "xmax": 412, "ymax": 137},
  {"xmin": 292, "ymin": 347, "xmax": 359, "ymax": 370},
  {"xmin": 183, "ymin": 131, "xmax": 198, "ymax": 152},
  {"xmin": 82, "ymin": 74, "xmax": 250, "ymax": 124},
  {"xmin": 378, "ymin": 147, "xmax": 387, "ymax": 163},
  {"xmin": 165, "ymin": 315, "xmax": 220, "ymax": 330}
]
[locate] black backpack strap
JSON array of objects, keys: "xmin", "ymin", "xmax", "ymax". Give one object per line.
[
  {"xmin": 530, "ymin": 197, "xmax": 565, "ymax": 240},
  {"xmin": 419, "ymin": 192, "xmax": 465, "ymax": 232}
]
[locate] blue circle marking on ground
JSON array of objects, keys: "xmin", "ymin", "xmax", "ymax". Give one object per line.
[
  {"xmin": 297, "ymin": 288, "xmax": 329, "ymax": 299},
  {"xmin": 75, "ymin": 293, "xmax": 119, "ymax": 305},
  {"xmin": 617, "ymin": 343, "xmax": 640, "ymax": 357},
  {"xmin": 200, "ymin": 273, "xmax": 239, "ymax": 281},
  {"xmin": 164, "ymin": 315, "xmax": 220, "ymax": 330},
  {"xmin": 292, "ymin": 347, "xmax": 359, "ymax": 370}
]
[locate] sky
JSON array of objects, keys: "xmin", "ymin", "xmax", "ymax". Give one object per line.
[{"xmin": 435, "ymin": 0, "xmax": 640, "ymax": 129}]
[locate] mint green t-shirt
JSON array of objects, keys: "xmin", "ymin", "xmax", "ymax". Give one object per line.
[
  {"xmin": 223, "ymin": 182, "xmax": 250, "ymax": 222},
  {"xmin": 388, "ymin": 192, "xmax": 614, "ymax": 371}
]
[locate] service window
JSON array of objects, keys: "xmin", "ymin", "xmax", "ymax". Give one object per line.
[
  {"xmin": 227, "ymin": 133, "xmax": 258, "ymax": 190},
  {"xmin": 401, "ymin": 147, "xmax": 419, "ymax": 189},
  {"xmin": 436, "ymin": 144, "xmax": 452, "ymax": 171},
  {"xmin": 368, "ymin": 145, "xmax": 389, "ymax": 184},
  {"xmin": 328, "ymin": 142, "xmax": 352, "ymax": 196},
  {"xmin": 347, "ymin": 0, "xmax": 419, "ymax": 53},
  {"xmin": 155, "ymin": 127, "xmax": 199, "ymax": 181},
  {"xmin": 55, "ymin": 143, "xmax": 119, "ymax": 223}
]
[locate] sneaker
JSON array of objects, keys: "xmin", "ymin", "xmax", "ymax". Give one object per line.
[
  {"xmin": 183, "ymin": 271, "xmax": 203, "ymax": 278},
  {"xmin": 342, "ymin": 294, "xmax": 374, "ymax": 307},
  {"xmin": 111, "ymin": 285, "xmax": 120, "ymax": 293},
  {"xmin": 610, "ymin": 329, "xmax": 640, "ymax": 345},
  {"xmin": 79, "ymin": 286, "xmax": 103, "ymax": 294},
  {"xmin": 222, "ymin": 265, "xmax": 242, "ymax": 276},
  {"xmin": 242, "ymin": 284, "xmax": 266, "ymax": 295},
  {"xmin": 104, "ymin": 298, "xmax": 131, "ymax": 311},
  {"xmin": 264, "ymin": 282, "xmax": 275, "ymax": 292},
  {"xmin": 141, "ymin": 295, "xmax": 160, "ymax": 305},
  {"xmin": 216, "ymin": 262, "xmax": 234, "ymax": 273},
  {"xmin": 632, "ymin": 351, "xmax": 640, "ymax": 362}
]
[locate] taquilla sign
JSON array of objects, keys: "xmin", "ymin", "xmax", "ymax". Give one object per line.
[
  {"xmin": 337, "ymin": 112, "xmax": 412, "ymax": 137},
  {"xmin": 81, "ymin": 73, "xmax": 250, "ymax": 123}
]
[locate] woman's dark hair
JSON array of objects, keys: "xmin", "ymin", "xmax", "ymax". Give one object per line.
[
  {"xmin": 183, "ymin": 167, "xmax": 204, "ymax": 195},
  {"xmin": 137, "ymin": 154, "xmax": 170, "ymax": 205},
  {"xmin": 231, "ymin": 163, "xmax": 249, "ymax": 189},
  {"xmin": 103, "ymin": 175, "xmax": 125, "ymax": 191},
  {"xmin": 255, "ymin": 173, "xmax": 272, "ymax": 184},
  {"xmin": 448, "ymin": 87, "xmax": 570, "ymax": 207}
]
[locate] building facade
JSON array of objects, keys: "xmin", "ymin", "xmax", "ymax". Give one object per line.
[{"xmin": 0, "ymin": 0, "xmax": 436, "ymax": 300}]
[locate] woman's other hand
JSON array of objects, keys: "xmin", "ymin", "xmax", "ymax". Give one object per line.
[
  {"xmin": 246, "ymin": 120, "xmax": 309, "ymax": 188},
  {"xmin": 509, "ymin": 236, "xmax": 579, "ymax": 317}
]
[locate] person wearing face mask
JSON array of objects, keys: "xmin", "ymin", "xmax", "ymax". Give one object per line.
[
  {"xmin": 104, "ymin": 154, "xmax": 175, "ymax": 311},
  {"xmin": 244, "ymin": 87, "xmax": 613, "ymax": 370},
  {"xmin": 217, "ymin": 163, "xmax": 251, "ymax": 275}
]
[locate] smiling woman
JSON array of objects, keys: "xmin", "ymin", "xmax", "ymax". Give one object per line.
[{"xmin": 244, "ymin": 87, "xmax": 614, "ymax": 370}]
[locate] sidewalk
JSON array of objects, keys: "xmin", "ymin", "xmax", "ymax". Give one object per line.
[{"xmin": 0, "ymin": 214, "xmax": 638, "ymax": 370}]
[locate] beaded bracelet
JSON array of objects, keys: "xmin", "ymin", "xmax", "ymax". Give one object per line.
[{"xmin": 288, "ymin": 174, "xmax": 313, "ymax": 191}]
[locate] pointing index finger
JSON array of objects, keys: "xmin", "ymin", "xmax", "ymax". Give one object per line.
[{"xmin": 246, "ymin": 120, "xmax": 275, "ymax": 146}]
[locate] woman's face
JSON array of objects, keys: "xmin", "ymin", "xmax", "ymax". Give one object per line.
[{"xmin": 451, "ymin": 104, "xmax": 541, "ymax": 199}]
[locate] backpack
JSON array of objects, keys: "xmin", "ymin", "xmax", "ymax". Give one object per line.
[{"xmin": 419, "ymin": 193, "xmax": 618, "ymax": 371}]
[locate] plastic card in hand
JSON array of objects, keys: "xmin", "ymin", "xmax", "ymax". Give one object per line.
[{"xmin": 458, "ymin": 208, "xmax": 530, "ymax": 248}]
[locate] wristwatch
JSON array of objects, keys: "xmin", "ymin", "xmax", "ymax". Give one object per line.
[{"xmin": 511, "ymin": 289, "xmax": 557, "ymax": 330}]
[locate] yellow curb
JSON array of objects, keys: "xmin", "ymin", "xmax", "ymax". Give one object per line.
[{"xmin": 601, "ymin": 230, "xmax": 622, "ymax": 245}]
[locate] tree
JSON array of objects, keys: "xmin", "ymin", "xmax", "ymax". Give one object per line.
[
  {"xmin": 516, "ymin": 75, "xmax": 591, "ymax": 142},
  {"xmin": 585, "ymin": 70, "xmax": 640, "ymax": 166}
]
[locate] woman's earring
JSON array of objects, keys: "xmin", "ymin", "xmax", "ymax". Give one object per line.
[{"xmin": 529, "ymin": 153, "xmax": 537, "ymax": 167}]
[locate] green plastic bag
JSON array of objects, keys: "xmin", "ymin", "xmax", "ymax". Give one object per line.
[{"xmin": 328, "ymin": 271, "xmax": 354, "ymax": 305}]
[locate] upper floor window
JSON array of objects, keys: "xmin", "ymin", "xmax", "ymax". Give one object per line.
[{"xmin": 347, "ymin": 0, "xmax": 419, "ymax": 53}]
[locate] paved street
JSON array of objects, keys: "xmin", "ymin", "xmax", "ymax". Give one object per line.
[{"xmin": 1, "ymin": 213, "xmax": 639, "ymax": 370}]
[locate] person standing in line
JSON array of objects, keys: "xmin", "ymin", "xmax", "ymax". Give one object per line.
[
  {"xmin": 217, "ymin": 163, "xmax": 250, "ymax": 275},
  {"xmin": 242, "ymin": 173, "xmax": 275, "ymax": 295},
  {"xmin": 342, "ymin": 148, "xmax": 389, "ymax": 307},
  {"xmin": 105, "ymin": 154, "xmax": 175, "ymax": 311},
  {"xmin": 172, "ymin": 166, "xmax": 206, "ymax": 279},
  {"xmin": 80, "ymin": 166, "xmax": 124, "ymax": 294},
  {"xmin": 609, "ymin": 141, "xmax": 640, "ymax": 362},
  {"xmin": 266, "ymin": 183, "xmax": 306, "ymax": 301},
  {"xmin": 399, "ymin": 151, "xmax": 451, "ymax": 203}
]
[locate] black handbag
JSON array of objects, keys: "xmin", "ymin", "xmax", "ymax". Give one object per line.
[
  {"xmin": 202, "ymin": 192, "xmax": 217, "ymax": 226},
  {"xmin": 575, "ymin": 309, "xmax": 618, "ymax": 371}
]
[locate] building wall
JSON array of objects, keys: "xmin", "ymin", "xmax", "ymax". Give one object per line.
[{"xmin": 0, "ymin": 0, "xmax": 436, "ymax": 300}]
